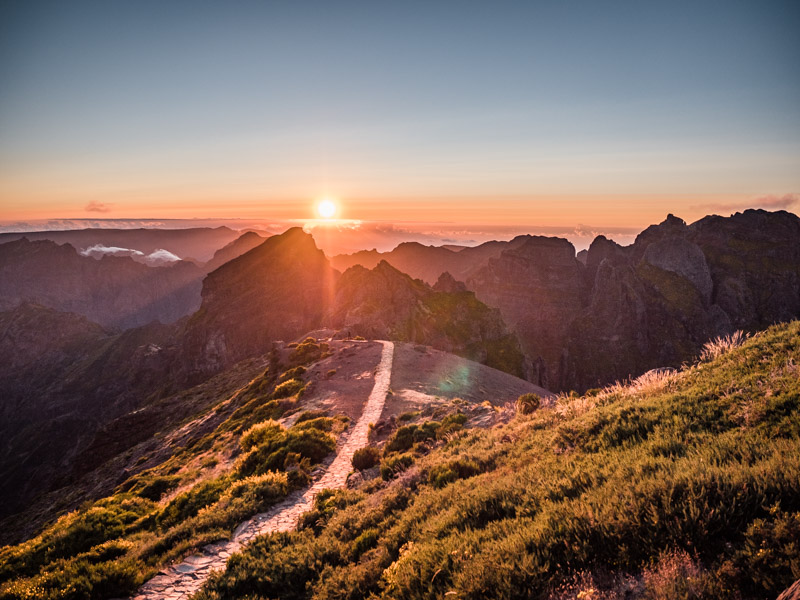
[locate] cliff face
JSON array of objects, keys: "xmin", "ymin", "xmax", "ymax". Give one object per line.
[
  {"xmin": 466, "ymin": 237, "xmax": 586, "ymax": 388},
  {"xmin": 181, "ymin": 228, "xmax": 339, "ymax": 378},
  {"xmin": 0, "ymin": 238, "xmax": 204, "ymax": 330},
  {"xmin": 428, "ymin": 211, "xmax": 800, "ymax": 391},
  {"xmin": 563, "ymin": 210, "xmax": 800, "ymax": 390},
  {"xmin": 329, "ymin": 262, "xmax": 526, "ymax": 376}
]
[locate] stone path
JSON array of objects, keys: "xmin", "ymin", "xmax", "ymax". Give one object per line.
[{"xmin": 129, "ymin": 340, "xmax": 394, "ymax": 600}]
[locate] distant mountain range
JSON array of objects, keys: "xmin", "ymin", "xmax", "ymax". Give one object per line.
[{"xmin": 0, "ymin": 209, "xmax": 798, "ymax": 543}]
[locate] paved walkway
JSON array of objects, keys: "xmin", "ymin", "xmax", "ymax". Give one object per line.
[{"xmin": 130, "ymin": 340, "xmax": 394, "ymax": 600}]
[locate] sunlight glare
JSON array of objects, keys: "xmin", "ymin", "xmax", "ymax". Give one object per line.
[{"xmin": 317, "ymin": 198, "xmax": 338, "ymax": 219}]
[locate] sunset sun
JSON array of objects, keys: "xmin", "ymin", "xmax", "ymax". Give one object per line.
[{"xmin": 316, "ymin": 198, "xmax": 338, "ymax": 219}]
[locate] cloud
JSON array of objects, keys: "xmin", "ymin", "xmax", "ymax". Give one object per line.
[
  {"xmin": 85, "ymin": 201, "xmax": 112, "ymax": 213},
  {"xmin": 79, "ymin": 244, "xmax": 181, "ymax": 266},
  {"xmin": 690, "ymin": 193, "xmax": 799, "ymax": 213}
]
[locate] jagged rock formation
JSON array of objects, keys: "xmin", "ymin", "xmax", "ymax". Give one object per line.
[
  {"xmin": 433, "ymin": 271, "xmax": 468, "ymax": 293},
  {"xmin": 329, "ymin": 261, "xmax": 525, "ymax": 376},
  {"xmin": 563, "ymin": 210, "xmax": 800, "ymax": 390},
  {"xmin": 0, "ymin": 238, "xmax": 204, "ymax": 330},
  {"xmin": 181, "ymin": 227, "xmax": 339, "ymax": 378},
  {"xmin": 331, "ymin": 236, "xmax": 533, "ymax": 285}
]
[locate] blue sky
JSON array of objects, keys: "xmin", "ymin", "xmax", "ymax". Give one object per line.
[{"xmin": 0, "ymin": 0, "xmax": 798, "ymax": 226}]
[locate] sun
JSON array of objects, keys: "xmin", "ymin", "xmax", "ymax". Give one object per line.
[{"xmin": 316, "ymin": 198, "xmax": 338, "ymax": 219}]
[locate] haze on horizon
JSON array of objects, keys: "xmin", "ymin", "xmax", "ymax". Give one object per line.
[{"xmin": 1, "ymin": 0, "xmax": 798, "ymax": 229}]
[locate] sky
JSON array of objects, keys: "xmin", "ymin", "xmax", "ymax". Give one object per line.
[{"xmin": 1, "ymin": 0, "xmax": 799, "ymax": 232}]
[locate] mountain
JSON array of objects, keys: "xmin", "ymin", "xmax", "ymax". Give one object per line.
[
  {"xmin": 562, "ymin": 210, "xmax": 800, "ymax": 390},
  {"xmin": 180, "ymin": 227, "xmax": 339, "ymax": 378},
  {"xmin": 203, "ymin": 231, "xmax": 268, "ymax": 273},
  {"xmin": 0, "ymin": 303, "xmax": 180, "ymax": 524},
  {"xmin": 329, "ymin": 262, "xmax": 526, "ymax": 375},
  {"xmin": 0, "ymin": 238, "xmax": 204, "ymax": 330},
  {"xmin": 462, "ymin": 210, "xmax": 800, "ymax": 391},
  {"xmin": 467, "ymin": 235, "xmax": 586, "ymax": 387},
  {"xmin": 330, "ymin": 236, "xmax": 532, "ymax": 285},
  {"xmin": 0, "ymin": 226, "xmax": 249, "ymax": 263}
]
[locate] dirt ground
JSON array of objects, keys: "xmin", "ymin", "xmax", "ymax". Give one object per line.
[{"xmin": 301, "ymin": 338, "xmax": 552, "ymax": 424}]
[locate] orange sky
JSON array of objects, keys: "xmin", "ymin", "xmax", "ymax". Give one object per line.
[{"xmin": 1, "ymin": 191, "xmax": 795, "ymax": 231}]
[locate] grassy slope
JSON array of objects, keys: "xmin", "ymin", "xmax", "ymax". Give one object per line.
[
  {"xmin": 196, "ymin": 322, "xmax": 800, "ymax": 600},
  {"xmin": 0, "ymin": 339, "xmax": 345, "ymax": 600}
]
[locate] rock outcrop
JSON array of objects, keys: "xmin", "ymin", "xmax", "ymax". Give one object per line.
[
  {"xmin": 329, "ymin": 261, "xmax": 526, "ymax": 376},
  {"xmin": 562, "ymin": 210, "xmax": 800, "ymax": 390},
  {"xmin": 181, "ymin": 228, "xmax": 339, "ymax": 378},
  {"xmin": 467, "ymin": 236, "xmax": 586, "ymax": 389}
]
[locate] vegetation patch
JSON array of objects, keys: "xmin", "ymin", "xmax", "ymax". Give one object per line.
[{"xmin": 352, "ymin": 447, "xmax": 381, "ymax": 471}]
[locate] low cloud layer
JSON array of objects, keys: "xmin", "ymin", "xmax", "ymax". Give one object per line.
[
  {"xmin": 80, "ymin": 244, "xmax": 181, "ymax": 266},
  {"xmin": 690, "ymin": 193, "xmax": 799, "ymax": 213}
]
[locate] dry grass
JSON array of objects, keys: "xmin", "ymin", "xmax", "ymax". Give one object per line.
[{"xmin": 699, "ymin": 330, "xmax": 748, "ymax": 362}]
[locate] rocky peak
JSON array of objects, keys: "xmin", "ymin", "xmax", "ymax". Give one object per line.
[
  {"xmin": 633, "ymin": 214, "xmax": 689, "ymax": 258},
  {"xmin": 183, "ymin": 227, "xmax": 338, "ymax": 377},
  {"xmin": 504, "ymin": 235, "xmax": 577, "ymax": 265},
  {"xmin": 586, "ymin": 235, "xmax": 628, "ymax": 272},
  {"xmin": 433, "ymin": 271, "xmax": 468, "ymax": 293}
]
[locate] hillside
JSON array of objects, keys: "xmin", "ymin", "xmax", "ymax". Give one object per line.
[
  {"xmin": 193, "ymin": 321, "xmax": 800, "ymax": 600},
  {"xmin": 0, "ymin": 334, "xmax": 545, "ymax": 600}
]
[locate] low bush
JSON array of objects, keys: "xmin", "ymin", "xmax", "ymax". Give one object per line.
[
  {"xmin": 352, "ymin": 447, "xmax": 381, "ymax": 471},
  {"xmin": 271, "ymin": 378, "xmax": 305, "ymax": 399},
  {"xmin": 157, "ymin": 477, "xmax": 230, "ymax": 528},
  {"xmin": 515, "ymin": 392, "xmax": 540, "ymax": 415},
  {"xmin": 428, "ymin": 458, "xmax": 481, "ymax": 489},
  {"xmin": 236, "ymin": 424, "xmax": 336, "ymax": 478},
  {"xmin": 380, "ymin": 454, "xmax": 415, "ymax": 480},
  {"xmin": 278, "ymin": 366, "xmax": 306, "ymax": 383},
  {"xmin": 289, "ymin": 338, "xmax": 328, "ymax": 367},
  {"xmin": 295, "ymin": 410, "xmax": 329, "ymax": 424}
]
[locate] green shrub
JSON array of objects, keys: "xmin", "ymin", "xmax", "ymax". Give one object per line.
[
  {"xmin": 295, "ymin": 410, "xmax": 329, "ymax": 424},
  {"xmin": 117, "ymin": 473, "xmax": 180, "ymax": 501},
  {"xmin": 157, "ymin": 477, "xmax": 230, "ymax": 528},
  {"xmin": 398, "ymin": 411, "xmax": 420, "ymax": 422},
  {"xmin": 384, "ymin": 422, "xmax": 440, "ymax": 454},
  {"xmin": 352, "ymin": 528, "xmax": 379, "ymax": 558},
  {"xmin": 240, "ymin": 420, "xmax": 284, "ymax": 452},
  {"xmin": 292, "ymin": 416, "xmax": 334, "ymax": 432},
  {"xmin": 515, "ymin": 392, "xmax": 540, "ymax": 415},
  {"xmin": 380, "ymin": 454, "xmax": 415, "ymax": 480},
  {"xmin": 352, "ymin": 447, "xmax": 381, "ymax": 471},
  {"xmin": 237, "ymin": 427, "xmax": 336, "ymax": 478},
  {"xmin": 289, "ymin": 339, "xmax": 322, "ymax": 366},
  {"xmin": 278, "ymin": 366, "xmax": 306, "ymax": 383},
  {"xmin": 271, "ymin": 378, "xmax": 305, "ymax": 399},
  {"xmin": 428, "ymin": 458, "xmax": 481, "ymax": 489}
]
